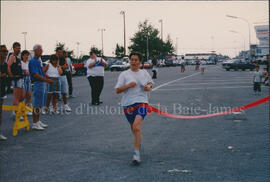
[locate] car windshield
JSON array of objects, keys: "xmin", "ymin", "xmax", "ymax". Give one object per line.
[{"xmin": 114, "ymin": 62, "xmax": 123, "ymax": 65}]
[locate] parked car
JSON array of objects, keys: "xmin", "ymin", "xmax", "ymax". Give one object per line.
[
  {"xmin": 165, "ymin": 59, "xmax": 174, "ymax": 67},
  {"xmin": 222, "ymin": 59, "xmax": 255, "ymax": 71},
  {"xmin": 142, "ymin": 61, "xmax": 152, "ymax": 69},
  {"xmin": 110, "ymin": 61, "xmax": 130, "ymax": 71}
]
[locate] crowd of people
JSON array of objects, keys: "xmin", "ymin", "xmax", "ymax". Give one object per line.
[{"xmin": 0, "ymin": 42, "xmax": 76, "ymax": 139}]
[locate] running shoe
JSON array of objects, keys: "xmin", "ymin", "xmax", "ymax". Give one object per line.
[
  {"xmin": 38, "ymin": 121, "xmax": 48, "ymax": 128},
  {"xmin": 64, "ymin": 104, "xmax": 72, "ymax": 112},
  {"xmin": 32, "ymin": 123, "xmax": 44, "ymax": 131},
  {"xmin": 132, "ymin": 151, "xmax": 141, "ymax": 165},
  {"xmin": 0, "ymin": 134, "xmax": 7, "ymax": 141}
]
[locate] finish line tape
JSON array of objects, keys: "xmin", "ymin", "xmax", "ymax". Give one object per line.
[{"xmin": 147, "ymin": 96, "xmax": 269, "ymax": 119}]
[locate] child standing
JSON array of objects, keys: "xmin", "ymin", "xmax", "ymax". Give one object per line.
[{"xmin": 253, "ymin": 65, "xmax": 263, "ymax": 95}]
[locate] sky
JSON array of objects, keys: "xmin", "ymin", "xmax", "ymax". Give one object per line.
[{"xmin": 1, "ymin": 1, "xmax": 268, "ymax": 58}]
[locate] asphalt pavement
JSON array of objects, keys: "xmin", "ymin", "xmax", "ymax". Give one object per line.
[{"xmin": 0, "ymin": 64, "xmax": 269, "ymax": 182}]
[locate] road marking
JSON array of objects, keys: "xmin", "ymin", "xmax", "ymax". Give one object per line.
[
  {"xmin": 152, "ymin": 72, "xmax": 201, "ymax": 91},
  {"xmin": 157, "ymin": 85, "xmax": 253, "ymax": 91},
  {"xmin": 167, "ymin": 81, "xmax": 251, "ymax": 86}
]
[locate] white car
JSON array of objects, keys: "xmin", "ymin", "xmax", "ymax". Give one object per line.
[{"xmin": 110, "ymin": 61, "xmax": 130, "ymax": 71}]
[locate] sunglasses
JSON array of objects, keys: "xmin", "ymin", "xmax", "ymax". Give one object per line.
[{"xmin": 0, "ymin": 50, "xmax": 8, "ymax": 53}]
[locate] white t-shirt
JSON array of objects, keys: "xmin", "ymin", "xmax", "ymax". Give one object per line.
[
  {"xmin": 253, "ymin": 70, "xmax": 262, "ymax": 83},
  {"xmin": 115, "ymin": 69, "xmax": 154, "ymax": 106},
  {"xmin": 21, "ymin": 61, "xmax": 29, "ymax": 71},
  {"xmin": 47, "ymin": 63, "xmax": 60, "ymax": 77},
  {"xmin": 86, "ymin": 57, "xmax": 107, "ymax": 77}
]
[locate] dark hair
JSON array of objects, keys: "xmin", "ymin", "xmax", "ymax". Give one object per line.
[
  {"xmin": 21, "ymin": 50, "xmax": 30, "ymax": 60},
  {"xmin": 90, "ymin": 51, "xmax": 97, "ymax": 56},
  {"xmin": 255, "ymin": 65, "xmax": 260, "ymax": 68},
  {"xmin": 129, "ymin": 52, "xmax": 142, "ymax": 62},
  {"xmin": 55, "ymin": 47, "xmax": 63, "ymax": 52},
  {"xmin": 50, "ymin": 54, "xmax": 59, "ymax": 63},
  {"xmin": 13, "ymin": 42, "xmax": 21, "ymax": 48},
  {"xmin": 0, "ymin": 45, "xmax": 7, "ymax": 50}
]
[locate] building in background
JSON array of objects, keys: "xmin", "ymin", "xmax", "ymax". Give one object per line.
[{"xmin": 251, "ymin": 25, "xmax": 269, "ymax": 61}]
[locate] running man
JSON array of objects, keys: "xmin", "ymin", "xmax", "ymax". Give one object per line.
[{"xmin": 115, "ymin": 52, "xmax": 153, "ymax": 165}]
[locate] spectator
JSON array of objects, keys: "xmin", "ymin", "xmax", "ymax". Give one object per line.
[
  {"xmin": 200, "ymin": 59, "xmax": 207, "ymax": 74},
  {"xmin": 55, "ymin": 47, "xmax": 71, "ymax": 112},
  {"xmin": 152, "ymin": 55, "xmax": 157, "ymax": 79},
  {"xmin": 262, "ymin": 67, "xmax": 268, "ymax": 86},
  {"xmin": 195, "ymin": 57, "xmax": 200, "ymax": 70},
  {"xmin": 21, "ymin": 50, "xmax": 32, "ymax": 115},
  {"xmin": 0, "ymin": 45, "xmax": 8, "ymax": 140},
  {"xmin": 43, "ymin": 54, "xmax": 62, "ymax": 114},
  {"xmin": 29, "ymin": 44, "xmax": 52, "ymax": 130},
  {"xmin": 7, "ymin": 42, "xmax": 25, "ymax": 116},
  {"xmin": 64, "ymin": 51, "xmax": 74, "ymax": 98},
  {"xmin": 86, "ymin": 50, "xmax": 107, "ymax": 105},
  {"xmin": 180, "ymin": 56, "xmax": 185, "ymax": 73},
  {"xmin": 253, "ymin": 65, "xmax": 263, "ymax": 95}
]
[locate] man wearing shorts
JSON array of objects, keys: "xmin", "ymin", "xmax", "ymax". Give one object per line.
[
  {"xmin": 29, "ymin": 44, "xmax": 52, "ymax": 130},
  {"xmin": 55, "ymin": 47, "xmax": 71, "ymax": 112},
  {"xmin": 7, "ymin": 42, "xmax": 25, "ymax": 116},
  {"xmin": 115, "ymin": 52, "xmax": 153, "ymax": 165}
]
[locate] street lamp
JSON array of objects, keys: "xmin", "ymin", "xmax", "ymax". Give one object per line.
[
  {"xmin": 120, "ymin": 11, "xmax": 126, "ymax": 56},
  {"xmin": 76, "ymin": 42, "xmax": 80, "ymax": 59},
  {"xmin": 146, "ymin": 32, "xmax": 149, "ymax": 61},
  {"xmin": 158, "ymin": 19, "xmax": 163, "ymax": 41},
  {"xmin": 229, "ymin": 30, "xmax": 246, "ymax": 51},
  {"xmin": 210, "ymin": 36, "xmax": 215, "ymax": 52},
  {"xmin": 98, "ymin": 28, "xmax": 106, "ymax": 56},
  {"xmin": 22, "ymin": 32, "xmax": 27, "ymax": 50},
  {"xmin": 176, "ymin": 37, "xmax": 179, "ymax": 55},
  {"xmin": 226, "ymin": 14, "xmax": 251, "ymax": 48}
]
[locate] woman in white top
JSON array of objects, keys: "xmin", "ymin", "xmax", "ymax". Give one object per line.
[
  {"xmin": 200, "ymin": 59, "xmax": 207, "ymax": 74},
  {"xmin": 115, "ymin": 52, "xmax": 153, "ymax": 165},
  {"xmin": 43, "ymin": 55, "xmax": 62, "ymax": 113},
  {"xmin": 21, "ymin": 50, "xmax": 32, "ymax": 112}
]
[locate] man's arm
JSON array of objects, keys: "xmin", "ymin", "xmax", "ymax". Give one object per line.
[
  {"xmin": 88, "ymin": 59, "xmax": 97, "ymax": 68},
  {"xmin": 116, "ymin": 82, "xmax": 136, "ymax": 94},
  {"xmin": 144, "ymin": 82, "xmax": 153, "ymax": 91},
  {"xmin": 7, "ymin": 55, "xmax": 15, "ymax": 77},
  {"xmin": 61, "ymin": 59, "xmax": 69, "ymax": 70},
  {"xmin": 33, "ymin": 73, "xmax": 53, "ymax": 83},
  {"xmin": 101, "ymin": 58, "xmax": 108, "ymax": 67}
]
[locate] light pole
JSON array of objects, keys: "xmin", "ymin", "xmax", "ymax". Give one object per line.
[
  {"xmin": 22, "ymin": 32, "xmax": 27, "ymax": 50},
  {"xmin": 226, "ymin": 15, "xmax": 251, "ymax": 49},
  {"xmin": 210, "ymin": 36, "xmax": 215, "ymax": 52},
  {"xmin": 98, "ymin": 28, "xmax": 106, "ymax": 56},
  {"xmin": 176, "ymin": 37, "xmax": 179, "ymax": 55},
  {"xmin": 229, "ymin": 30, "xmax": 246, "ymax": 51},
  {"xmin": 120, "ymin": 11, "xmax": 126, "ymax": 56},
  {"xmin": 146, "ymin": 33, "xmax": 149, "ymax": 61},
  {"xmin": 158, "ymin": 19, "xmax": 163, "ymax": 41},
  {"xmin": 76, "ymin": 42, "xmax": 80, "ymax": 59}
]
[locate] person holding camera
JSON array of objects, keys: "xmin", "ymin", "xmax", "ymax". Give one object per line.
[{"xmin": 86, "ymin": 51, "xmax": 107, "ymax": 105}]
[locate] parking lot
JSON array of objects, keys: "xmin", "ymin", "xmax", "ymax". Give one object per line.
[{"xmin": 0, "ymin": 64, "xmax": 269, "ymax": 182}]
